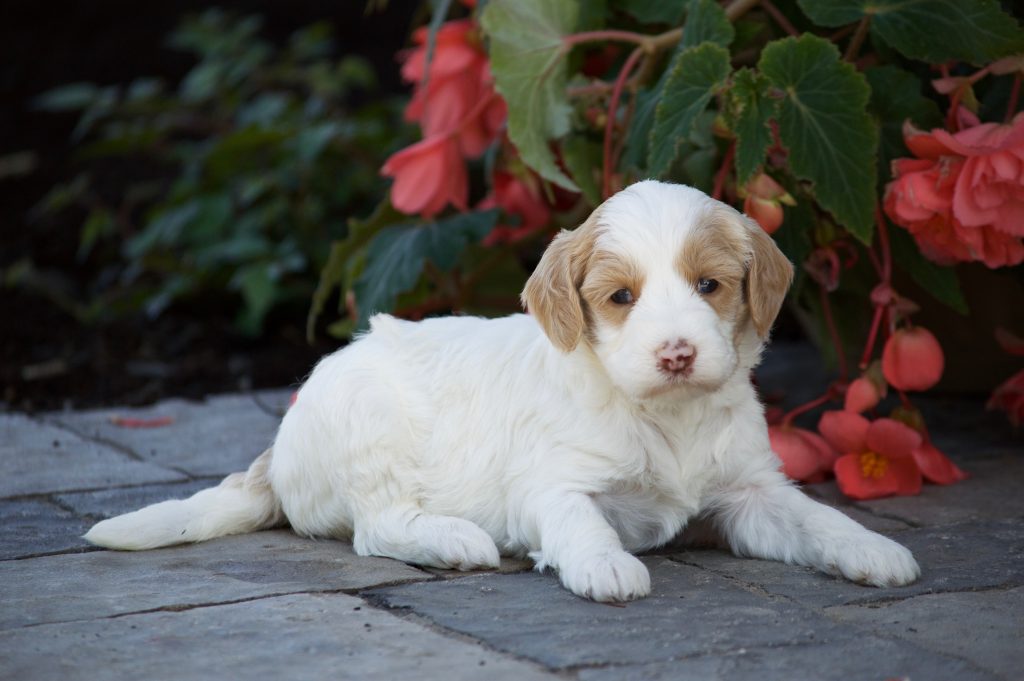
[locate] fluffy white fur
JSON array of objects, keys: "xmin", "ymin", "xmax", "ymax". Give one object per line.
[{"xmin": 85, "ymin": 180, "xmax": 920, "ymax": 601}]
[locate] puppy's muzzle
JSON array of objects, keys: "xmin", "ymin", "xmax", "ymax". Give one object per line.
[{"xmin": 656, "ymin": 338, "xmax": 696, "ymax": 376}]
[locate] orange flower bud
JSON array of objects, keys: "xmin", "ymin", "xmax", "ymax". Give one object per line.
[{"xmin": 882, "ymin": 327, "xmax": 944, "ymax": 392}]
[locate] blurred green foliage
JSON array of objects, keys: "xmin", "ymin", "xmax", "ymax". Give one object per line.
[{"xmin": 30, "ymin": 9, "xmax": 407, "ymax": 334}]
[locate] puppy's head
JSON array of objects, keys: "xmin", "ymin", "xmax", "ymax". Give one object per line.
[{"xmin": 522, "ymin": 180, "xmax": 792, "ymax": 400}]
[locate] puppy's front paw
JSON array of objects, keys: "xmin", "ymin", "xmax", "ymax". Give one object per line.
[
  {"xmin": 560, "ymin": 551, "xmax": 651, "ymax": 602},
  {"xmin": 823, "ymin": 532, "xmax": 920, "ymax": 587}
]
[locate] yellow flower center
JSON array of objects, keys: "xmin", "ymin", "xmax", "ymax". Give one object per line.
[{"xmin": 859, "ymin": 451, "xmax": 888, "ymax": 479}]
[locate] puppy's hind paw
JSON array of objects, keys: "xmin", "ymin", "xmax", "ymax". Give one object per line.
[
  {"xmin": 825, "ymin": 532, "xmax": 921, "ymax": 588},
  {"xmin": 560, "ymin": 551, "xmax": 651, "ymax": 602}
]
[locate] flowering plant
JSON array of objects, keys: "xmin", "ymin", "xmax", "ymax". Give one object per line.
[{"xmin": 310, "ymin": 0, "xmax": 1024, "ymax": 498}]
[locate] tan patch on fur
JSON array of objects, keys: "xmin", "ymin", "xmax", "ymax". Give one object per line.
[
  {"xmin": 579, "ymin": 250, "xmax": 646, "ymax": 329},
  {"xmin": 676, "ymin": 214, "xmax": 748, "ymax": 323},
  {"xmin": 521, "ymin": 210, "xmax": 601, "ymax": 352},
  {"xmin": 742, "ymin": 214, "xmax": 794, "ymax": 337}
]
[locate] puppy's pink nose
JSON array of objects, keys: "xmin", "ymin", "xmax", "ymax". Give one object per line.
[{"xmin": 656, "ymin": 338, "xmax": 697, "ymax": 375}]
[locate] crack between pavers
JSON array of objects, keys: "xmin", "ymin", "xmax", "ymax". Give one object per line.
[
  {"xmin": 354, "ymin": 595, "xmax": 574, "ymax": 678},
  {"xmin": 36, "ymin": 415, "xmax": 148, "ymax": 463},
  {"xmin": 1, "ymin": 544, "xmax": 103, "ymax": 562},
  {"xmin": 827, "ymin": 579, "xmax": 1024, "ymax": 608},
  {"xmin": 9, "ymin": 579, "xmax": 441, "ymax": 631},
  {"xmin": 249, "ymin": 391, "xmax": 290, "ymax": 420},
  {"xmin": 0, "ymin": 475, "xmax": 221, "ymax": 503}
]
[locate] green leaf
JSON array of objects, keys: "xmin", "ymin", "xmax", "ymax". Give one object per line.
[
  {"xmin": 888, "ymin": 225, "xmax": 968, "ymax": 314},
  {"xmin": 679, "ymin": 0, "xmax": 734, "ymax": 48},
  {"xmin": 730, "ymin": 68, "xmax": 777, "ymax": 186},
  {"xmin": 648, "ymin": 43, "xmax": 731, "ymax": 178},
  {"xmin": 759, "ymin": 34, "xmax": 876, "ymax": 243},
  {"xmin": 797, "ymin": 0, "xmax": 1024, "ymax": 66},
  {"xmin": 624, "ymin": 0, "xmax": 733, "ymax": 171},
  {"xmin": 612, "ymin": 0, "xmax": 687, "ymax": 25},
  {"xmin": 561, "ymin": 136, "xmax": 603, "ymax": 206},
  {"xmin": 306, "ymin": 199, "xmax": 405, "ymax": 340},
  {"xmin": 865, "ymin": 66, "xmax": 942, "ymax": 184},
  {"xmin": 33, "ymin": 83, "xmax": 99, "ymax": 111},
  {"xmin": 482, "ymin": 0, "xmax": 579, "ymax": 190},
  {"xmin": 233, "ymin": 262, "xmax": 279, "ymax": 335},
  {"xmin": 775, "ymin": 199, "xmax": 815, "ymax": 292},
  {"xmin": 354, "ymin": 210, "xmax": 500, "ymax": 328}
]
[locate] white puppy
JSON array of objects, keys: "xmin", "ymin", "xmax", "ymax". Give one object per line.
[{"xmin": 85, "ymin": 180, "xmax": 920, "ymax": 601}]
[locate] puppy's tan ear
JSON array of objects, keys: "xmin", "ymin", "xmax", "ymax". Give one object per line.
[
  {"xmin": 521, "ymin": 212, "xmax": 599, "ymax": 352},
  {"xmin": 742, "ymin": 215, "xmax": 793, "ymax": 338}
]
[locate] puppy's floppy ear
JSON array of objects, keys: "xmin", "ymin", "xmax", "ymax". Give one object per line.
[
  {"xmin": 741, "ymin": 215, "xmax": 793, "ymax": 338},
  {"xmin": 521, "ymin": 210, "xmax": 600, "ymax": 352}
]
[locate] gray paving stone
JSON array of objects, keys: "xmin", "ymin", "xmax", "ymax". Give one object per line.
[
  {"xmin": 368, "ymin": 557, "xmax": 853, "ymax": 670},
  {"xmin": 0, "ymin": 414, "xmax": 187, "ymax": 497},
  {"xmin": 0, "ymin": 530, "xmax": 431, "ymax": 629},
  {"xmin": 55, "ymin": 478, "xmax": 221, "ymax": 519},
  {"xmin": 825, "ymin": 586, "xmax": 1024, "ymax": 681},
  {"xmin": 47, "ymin": 393, "xmax": 282, "ymax": 477},
  {"xmin": 578, "ymin": 634, "xmax": 1000, "ymax": 681},
  {"xmin": 0, "ymin": 592, "xmax": 558, "ymax": 681},
  {"xmin": 671, "ymin": 518, "xmax": 1024, "ymax": 609},
  {"xmin": 806, "ymin": 456, "xmax": 1024, "ymax": 528},
  {"xmin": 0, "ymin": 498, "xmax": 91, "ymax": 559}
]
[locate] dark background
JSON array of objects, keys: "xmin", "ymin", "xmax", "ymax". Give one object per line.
[{"xmin": 1, "ymin": 1, "xmax": 418, "ymax": 411}]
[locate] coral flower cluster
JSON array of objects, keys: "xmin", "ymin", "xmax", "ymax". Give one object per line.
[
  {"xmin": 381, "ymin": 19, "xmax": 506, "ymax": 218},
  {"xmin": 884, "ymin": 111, "xmax": 1024, "ymax": 268}
]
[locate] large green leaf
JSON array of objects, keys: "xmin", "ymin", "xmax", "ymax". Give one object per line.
[
  {"xmin": 624, "ymin": 0, "xmax": 733, "ymax": 171},
  {"xmin": 797, "ymin": 0, "xmax": 1024, "ymax": 66},
  {"xmin": 481, "ymin": 0, "xmax": 578, "ymax": 190},
  {"xmin": 648, "ymin": 43, "xmax": 732, "ymax": 178},
  {"xmin": 353, "ymin": 210, "xmax": 500, "ymax": 327},
  {"xmin": 865, "ymin": 66, "xmax": 942, "ymax": 184},
  {"xmin": 759, "ymin": 34, "xmax": 877, "ymax": 243},
  {"xmin": 730, "ymin": 68, "xmax": 777, "ymax": 186},
  {"xmin": 561, "ymin": 136, "xmax": 603, "ymax": 206}
]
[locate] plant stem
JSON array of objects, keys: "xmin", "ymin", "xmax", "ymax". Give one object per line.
[
  {"xmin": 875, "ymin": 206, "xmax": 892, "ymax": 283},
  {"xmin": 781, "ymin": 392, "xmax": 833, "ymax": 428},
  {"xmin": 1007, "ymin": 73, "xmax": 1022, "ymax": 123},
  {"xmin": 844, "ymin": 17, "xmax": 871, "ymax": 62},
  {"xmin": 819, "ymin": 283, "xmax": 848, "ymax": 380},
  {"xmin": 759, "ymin": 0, "xmax": 799, "ymax": 37},
  {"xmin": 711, "ymin": 142, "xmax": 736, "ymax": 201},
  {"xmin": 562, "ymin": 30, "xmax": 652, "ymax": 50},
  {"xmin": 603, "ymin": 47, "xmax": 644, "ymax": 199},
  {"xmin": 859, "ymin": 299, "xmax": 885, "ymax": 370}
]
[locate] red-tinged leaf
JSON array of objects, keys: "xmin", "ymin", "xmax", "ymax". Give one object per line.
[{"xmin": 109, "ymin": 415, "xmax": 176, "ymax": 429}]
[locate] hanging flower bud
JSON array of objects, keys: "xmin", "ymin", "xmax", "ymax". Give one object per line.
[
  {"xmin": 844, "ymin": 362, "xmax": 887, "ymax": 413},
  {"xmin": 882, "ymin": 327, "xmax": 945, "ymax": 392},
  {"xmin": 741, "ymin": 173, "xmax": 795, "ymax": 234}
]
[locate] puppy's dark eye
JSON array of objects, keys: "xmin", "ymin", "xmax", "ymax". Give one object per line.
[
  {"xmin": 610, "ymin": 288, "xmax": 634, "ymax": 305},
  {"xmin": 697, "ymin": 278, "xmax": 719, "ymax": 295}
]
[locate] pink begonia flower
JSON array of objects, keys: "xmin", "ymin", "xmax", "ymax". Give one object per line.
[
  {"xmin": 988, "ymin": 328, "xmax": 1024, "ymax": 427},
  {"xmin": 884, "ymin": 112, "xmax": 1024, "ymax": 268},
  {"xmin": 479, "ymin": 171, "xmax": 552, "ymax": 246},
  {"xmin": 768, "ymin": 424, "xmax": 838, "ymax": 483},
  {"xmin": 742, "ymin": 173, "xmax": 795, "ymax": 234},
  {"xmin": 819, "ymin": 411, "xmax": 923, "ymax": 500},
  {"xmin": 381, "ymin": 134, "xmax": 467, "ymax": 218},
  {"xmin": 882, "ymin": 327, "xmax": 944, "ymax": 392}
]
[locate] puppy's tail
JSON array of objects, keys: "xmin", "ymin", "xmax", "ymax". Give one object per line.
[{"xmin": 83, "ymin": 448, "xmax": 284, "ymax": 551}]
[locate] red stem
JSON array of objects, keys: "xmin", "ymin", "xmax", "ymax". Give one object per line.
[
  {"xmin": 562, "ymin": 30, "xmax": 650, "ymax": 49},
  {"xmin": 712, "ymin": 142, "xmax": 736, "ymax": 201},
  {"xmin": 859, "ymin": 303, "xmax": 885, "ymax": 370},
  {"xmin": 603, "ymin": 47, "xmax": 644, "ymax": 199},
  {"xmin": 819, "ymin": 284, "xmax": 848, "ymax": 381},
  {"xmin": 1007, "ymin": 73, "xmax": 1022, "ymax": 123},
  {"xmin": 875, "ymin": 206, "xmax": 892, "ymax": 283},
  {"xmin": 781, "ymin": 392, "xmax": 834, "ymax": 428},
  {"xmin": 759, "ymin": 0, "xmax": 800, "ymax": 37}
]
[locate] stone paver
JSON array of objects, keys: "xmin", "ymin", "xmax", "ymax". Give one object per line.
[
  {"xmin": 368, "ymin": 557, "xmax": 854, "ymax": 669},
  {"xmin": 825, "ymin": 586, "xmax": 1024, "ymax": 681},
  {"xmin": 0, "ymin": 592, "xmax": 558, "ymax": 681},
  {"xmin": 0, "ymin": 414, "xmax": 187, "ymax": 497},
  {"xmin": 0, "ymin": 498, "xmax": 91, "ymax": 559},
  {"xmin": 0, "ymin": 530, "xmax": 431, "ymax": 629},
  {"xmin": 55, "ymin": 478, "xmax": 220, "ymax": 520},
  {"xmin": 47, "ymin": 393, "xmax": 280, "ymax": 477},
  {"xmin": 1, "ymin": 363, "xmax": 1021, "ymax": 680}
]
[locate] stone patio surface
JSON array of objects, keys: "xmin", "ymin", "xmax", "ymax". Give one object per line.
[{"xmin": 1, "ymin": 344, "xmax": 1021, "ymax": 680}]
